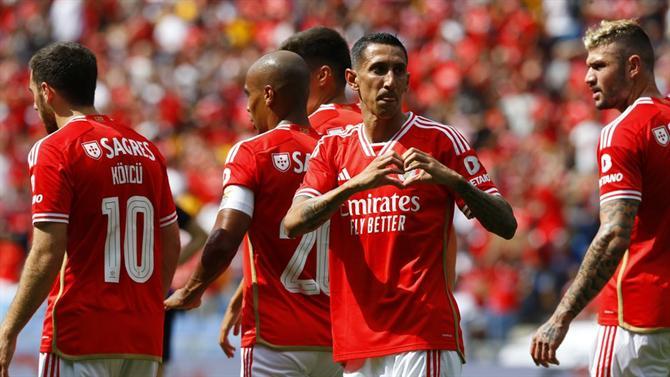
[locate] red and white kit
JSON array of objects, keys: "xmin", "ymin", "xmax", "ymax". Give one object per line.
[
  {"xmin": 30, "ymin": 115, "xmax": 177, "ymax": 360},
  {"xmin": 309, "ymin": 102, "xmax": 362, "ymax": 135},
  {"xmin": 222, "ymin": 123, "xmax": 333, "ymax": 349},
  {"xmin": 296, "ymin": 113, "xmax": 501, "ymax": 362},
  {"xmin": 596, "ymin": 96, "xmax": 670, "ymax": 331}
]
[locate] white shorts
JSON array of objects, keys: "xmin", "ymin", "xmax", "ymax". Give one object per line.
[
  {"xmin": 240, "ymin": 344, "xmax": 342, "ymax": 377},
  {"xmin": 342, "ymin": 350, "xmax": 462, "ymax": 377},
  {"xmin": 589, "ymin": 325, "xmax": 670, "ymax": 377},
  {"xmin": 38, "ymin": 353, "xmax": 159, "ymax": 377}
]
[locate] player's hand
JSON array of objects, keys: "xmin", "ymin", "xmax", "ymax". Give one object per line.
[
  {"xmin": 218, "ymin": 300, "xmax": 242, "ymax": 358},
  {"xmin": 0, "ymin": 329, "xmax": 17, "ymax": 377},
  {"xmin": 346, "ymin": 151, "xmax": 405, "ymax": 192},
  {"xmin": 164, "ymin": 287, "xmax": 202, "ymax": 310},
  {"xmin": 401, "ymin": 147, "xmax": 461, "ymax": 189},
  {"xmin": 530, "ymin": 317, "xmax": 568, "ymax": 368}
]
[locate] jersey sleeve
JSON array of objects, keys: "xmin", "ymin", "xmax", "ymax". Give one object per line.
[
  {"xmin": 295, "ymin": 137, "xmax": 338, "ymax": 198},
  {"xmin": 222, "ymin": 141, "xmax": 258, "ymax": 193},
  {"xmin": 158, "ymin": 162, "xmax": 178, "ymax": 228},
  {"xmin": 597, "ymin": 127, "xmax": 642, "ymax": 204},
  {"xmin": 440, "ymin": 128, "xmax": 500, "ymax": 218},
  {"xmin": 29, "ymin": 140, "xmax": 73, "ymax": 224}
]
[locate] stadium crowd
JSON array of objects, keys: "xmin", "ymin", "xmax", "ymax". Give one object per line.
[{"xmin": 1, "ymin": 0, "xmax": 670, "ymax": 359}]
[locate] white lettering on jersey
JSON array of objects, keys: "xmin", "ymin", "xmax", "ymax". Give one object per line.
[
  {"xmin": 469, "ymin": 174, "xmax": 491, "ymax": 186},
  {"xmin": 32, "ymin": 194, "xmax": 43, "ymax": 204},
  {"xmin": 340, "ymin": 193, "xmax": 420, "ymax": 235},
  {"xmin": 291, "ymin": 151, "xmax": 311, "ymax": 173},
  {"xmin": 599, "ymin": 172, "xmax": 624, "ymax": 187},
  {"xmin": 111, "ymin": 163, "xmax": 144, "ymax": 185},
  {"xmin": 272, "ymin": 152, "xmax": 290, "ymax": 172},
  {"xmin": 99, "ymin": 137, "xmax": 156, "ymax": 160},
  {"xmin": 464, "ymin": 156, "xmax": 481, "ymax": 175},
  {"xmin": 601, "ymin": 153, "xmax": 613, "ymax": 173}
]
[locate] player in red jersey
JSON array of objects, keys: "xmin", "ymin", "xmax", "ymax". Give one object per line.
[
  {"xmin": 279, "ymin": 26, "xmax": 362, "ymax": 135},
  {"xmin": 0, "ymin": 42, "xmax": 181, "ymax": 377},
  {"xmin": 284, "ymin": 33, "xmax": 517, "ymax": 377},
  {"xmin": 217, "ymin": 26, "xmax": 365, "ymax": 356},
  {"xmin": 164, "ymin": 51, "xmax": 342, "ymax": 376},
  {"xmin": 531, "ymin": 20, "xmax": 670, "ymax": 376}
]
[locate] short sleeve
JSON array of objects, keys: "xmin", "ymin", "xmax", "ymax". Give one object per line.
[
  {"xmin": 29, "ymin": 140, "xmax": 73, "ymax": 224},
  {"xmin": 295, "ymin": 137, "xmax": 338, "ymax": 198},
  {"xmin": 597, "ymin": 129, "xmax": 642, "ymax": 204},
  {"xmin": 222, "ymin": 141, "xmax": 258, "ymax": 192},
  {"xmin": 440, "ymin": 129, "xmax": 500, "ymax": 218},
  {"xmin": 159, "ymin": 163, "xmax": 178, "ymax": 228}
]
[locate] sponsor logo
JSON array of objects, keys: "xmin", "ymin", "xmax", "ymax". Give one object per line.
[
  {"xmin": 397, "ymin": 169, "xmax": 419, "ymax": 182},
  {"xmin": 464, "ymin": 156, "xmax": 481, "ymax": 175},
  {"xmin": 341, "ymin": 193, "xmax": 421, "ymax": 217},
  {"xmin": 271, "ymin": 152, "xmax": 290, "ymax": 172},
  {"xmin": 652, "ymin": 126, "xmax": 669, "ymax": 146},
  {"xmin": 338, "ymin": 168, "xmax": 352, "ymax": 181},
  {"xmin": 599, "ymin": 172, "xmax": 623, "ymax": 187},
  {"xmin": 81, "ymin": 141, "xmax": 102, "ymax": 160},
  {"xmin": 601, "ymin": 153, "xmax": 612, "ymax": 173}
]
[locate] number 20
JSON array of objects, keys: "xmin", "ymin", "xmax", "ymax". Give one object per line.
[
  {"xmin": 279, "ymin": 221, "xmax": 330, "ymax": 296},
  {"xmin": 102, "ymin": 196, "xmax": 154, "ymax": 283}
]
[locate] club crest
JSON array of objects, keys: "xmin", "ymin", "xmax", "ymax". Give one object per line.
[
  {"xmin": 652, "ymin": 126, "xmax": 669, "ymax": 146},
  {"xmin": 272, "ymin": 152, "xmax": 291, "ymax": 172},
  {"xmin": 81, "ymin": 141, "xmax": 102, "ymax": 160}
]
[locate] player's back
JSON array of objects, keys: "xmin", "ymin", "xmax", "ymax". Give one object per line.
[
  {"xmin": 222, "ymin": 124, "xmax": 331, "ymax": 349},
  {"xmin": 30, "ymin": 115, "xmax": 176, "ymax": 359},
  {"xmin": 309, "ymin": 102, "xmax": 361, "ymax": 135},
  {"xmin": 596, "ymin": 96, "xmax": 670, "ymax": 330}
]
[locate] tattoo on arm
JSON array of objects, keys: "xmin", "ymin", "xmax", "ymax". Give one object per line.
[
  {"xmin": 455, "ymin": 181, "xmax": 517, "ymax": 239},
  {"xmin": 555, "ymin": 199, "xmax": 639, "ymax": 321}
]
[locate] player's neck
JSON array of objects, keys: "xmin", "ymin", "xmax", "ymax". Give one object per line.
[
  {"xmin": 55, "ymin": 106, "xmax": 99, "ymax": 129},
  {"xmin": 324, "ymin": 90, "xmax": 348, "ymax": 106},
  {"xmin": 278, "ymin": 110, "xmax": 310, "ymax": 129},
  {"xmin": 623, "ymin": 77, "xmax": 662, "ymax": 112},
  {"xmin": 362, "ymin": 110, "xmax": 408, "ymax": 143}
]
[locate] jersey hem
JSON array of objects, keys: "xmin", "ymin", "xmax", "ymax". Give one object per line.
[{"xmin": 333, "ymin": 342, "xmax": 460, "ymax": 362}]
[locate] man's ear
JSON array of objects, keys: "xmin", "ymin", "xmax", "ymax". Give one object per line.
[
  {"xmin": 263, "ymin": 85, "xmax": 274, "ymax": 106},
  {"xmin": 316, "ymin": 65, "xmax": 332, "ymax": 87},
  {"xmin": 345, "ymin": 68, "xmax": 358, "ymax": 92},
  {"xmin": 40, "ymin": 82, "xmax": 55, "ymax": 104},
  {"xmin": 628, "ymin": 54, "xmax": 642, "ymax": 79}
]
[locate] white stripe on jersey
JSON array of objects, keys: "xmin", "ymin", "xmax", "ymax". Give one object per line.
[
  {"xmin": 159, "ymin": 211, "xmax": 179, "ymax": 227},
  {"xmin": 295, "ymin": 188, "xmax": 322, "ymax": 198},
  {"xmin": 33, "ymin": 213, "xmax": 69, "ymax": 219},
  {"xmin": 28, "ymin": 115, "xmax": 90, "ymax": 168},
  {"xmin": 309, "ymin": 103, "xmax": 337, "ymax": 117},
  {"xmin": 225, "ymin": 126, "xmax": 294, "ymax": 164},
  {"xmin": 600, "ymin": 97, "xmax": 654, "ymax": 150},
  {"xmin": 356, "ymin": 125, "xmax": 375, "ymax": 157},
  {"xmin": 357, "ymin": 113, "xmax": 416, "ymax": 157},
  {"xmin": 414, "ymin": 117, "xmax": 471, "ymax": 156}
]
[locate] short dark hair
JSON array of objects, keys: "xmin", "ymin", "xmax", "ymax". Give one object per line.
[
  {"xmin": 29, "ymin": 42, "xmax": 97, "ymax": 107},
  {"xmin": 351, "ymin": 32, "xmax": 408, "ymax": 68},
  {"xmin": 279, "ymin": 27, "xmax": 351, "ymax": 88},
  {"xmin": 584, "ymin": 19, "xmax": 655, "ymax": 72}
]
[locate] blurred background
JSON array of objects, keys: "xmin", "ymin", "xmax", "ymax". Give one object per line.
[{"xmin": 2, "ymin": 0, "xmax": 670, "ymax": 376}]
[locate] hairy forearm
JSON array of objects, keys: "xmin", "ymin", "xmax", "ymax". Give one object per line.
[
  {"xmin": 184, "ymin": 228, "xmax": 241, "ymax": 294},
  {"xmin": 454, "ymin": 180, "xmax": 517, "ymax": 239},
  {"xmin": 0, "ymin": 249, "xmax": 63, "ymax": 337},
  {"xmin": 284, "ymin": 184, "xmax": 356, "ymax": 238}
]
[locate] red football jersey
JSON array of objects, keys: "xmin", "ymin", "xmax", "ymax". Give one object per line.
[
  {"xmin": 222, "ymin": 123, "xmax": 332, "ymax": 349},
  {"xmin": 596, "ymin": 96, "xmax": 670, "ymax": 331},
  {"xmin": 30, "ymin": 115, "xmax": 177, "ymax": 360},
  {"xmin": 309, "ymin": 103, "xmax": 361, "ymax": 136},
  {"xmin": 296, "ymin": 113, "xmax": 500, "ymax": 361}
]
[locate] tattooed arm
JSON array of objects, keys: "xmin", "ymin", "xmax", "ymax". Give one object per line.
[
  {"xmin": 530, "ymin": 199, "xmax": 639, "ymax": 367},
  {"xmin": 402, "ymin": 147, "xmax": 517, "ymax": 240},
  {"xmin": 283, "ymin": 151, "xmax": 404, "ymax": 238}
]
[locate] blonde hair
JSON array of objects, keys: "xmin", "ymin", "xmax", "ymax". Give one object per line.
[{"xmin": 583, "ymin": 19, "xmax": 655, "ymax": 70}]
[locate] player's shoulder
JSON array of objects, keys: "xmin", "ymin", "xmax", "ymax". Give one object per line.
[
  {"xmin": 412, "ymin": 114, "xmax": 471, "ymax": 155},
  {"xmin": 599, "ymin": 97, "xmax": 659, "ymax": 149},
  {"xmin": 28, "ymin": 116, "xmax": 95, "ymax": 167},
  {"xmin": 310, "ymin": 103, "xmax": 362, "ymax": 133},
  {"xmin": 225, "ymin": 125, "xmax": 309, "ymax": 163}
]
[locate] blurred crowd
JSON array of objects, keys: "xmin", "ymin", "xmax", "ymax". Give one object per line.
[{"xmin": 2, "ymin": 0, "xmax": 670, "ymax": 356}]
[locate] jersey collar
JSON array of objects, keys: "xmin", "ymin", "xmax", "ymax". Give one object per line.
[{"xmin": 357, "ymin": 112, "xmax": 416, "ymax": 157}]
